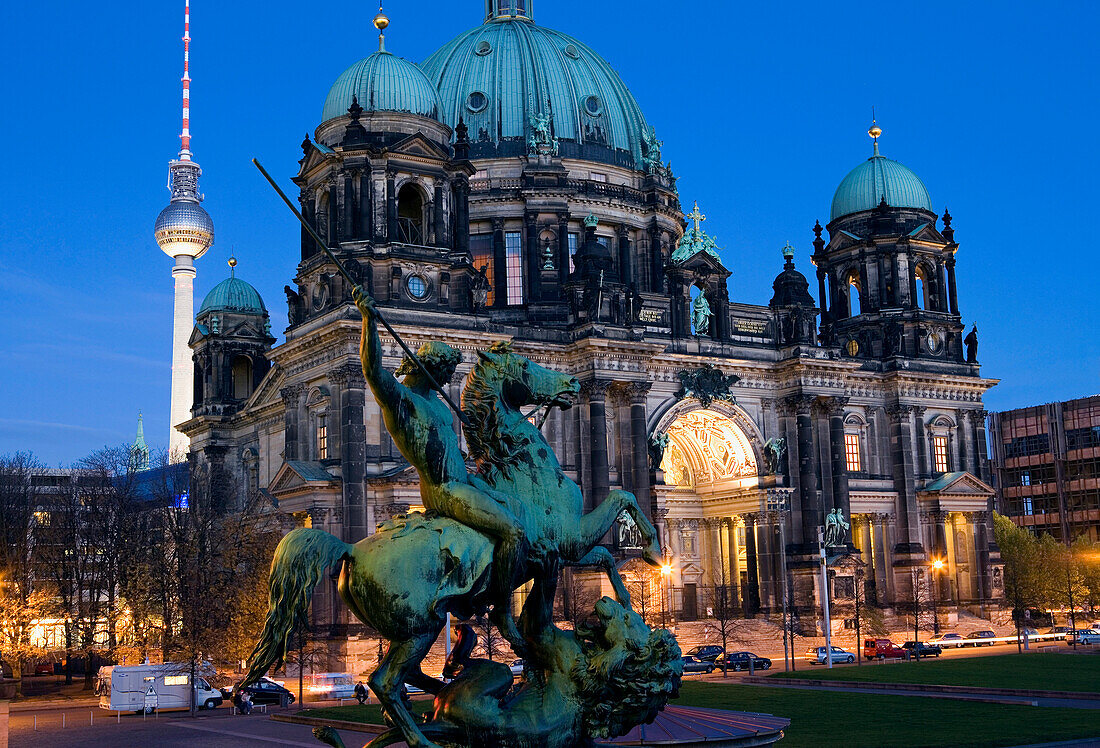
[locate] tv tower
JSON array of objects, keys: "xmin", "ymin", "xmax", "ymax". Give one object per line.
[{"xmin": 154, "ymin": 0, "xmax": 214, "ymax": 458}]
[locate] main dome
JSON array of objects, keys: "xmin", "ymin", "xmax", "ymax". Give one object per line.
[
  {"xmin": 322, "ymin": 51, "xmax": 443, "ymax": 123},
  {"xmin": 830, "ymin": 150, "xmax": 934, "ymax": 222},
  {"xmin": 420, "ymin": 13, "xmax": 652, "ymax": 170}
]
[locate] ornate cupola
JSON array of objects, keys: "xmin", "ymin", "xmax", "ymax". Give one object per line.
[
  {"xmin": 814, "ymin": 122, "xmax": 966, "ymax": 366},
  {"xmin": 484, "ymin": 0, "xmax": 533, "ymax": 22},
  {"xmin": 190, "ymin": 258, "xmax": 275, "ymax": 419},
  {"xmin": 770, "ymin": 242, "xmax": 818, "ymax": 348}
]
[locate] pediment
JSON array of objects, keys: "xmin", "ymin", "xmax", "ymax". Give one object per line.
[
  {"xmin": 920, "ymin": 471, "xmax": 994, "ymax": 497},
  {"xmin": 269, "ymin": 460, "xmax": 340, "ymax": 500},
  {"xmin": 188, "ymin": 325, "xmax": 208, "ymax": 346},
  {"xmin": 827, "ymin": 230, "xmax": 863, "ymax": 252},
  {"xmin": 389, "ymin": 132, "xmax": 451, "ymax": 161},
  {"xmin": 297, "ymin": 144, "xmax": 337, "ymax": 178},
  {"xmin": 675, "ymin": 250, "xmax": 730, "ymax": 276},
  {"xmin": 244, "ymin": 366, "xmax": 283, "ymax": 410},
  {"xmin": 907, "ymin": 222, "xmax": 946, "ymax": 244}
]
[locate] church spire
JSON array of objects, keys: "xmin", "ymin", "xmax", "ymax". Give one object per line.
[{"xmin": 131, "ymin": 412, "xmax": 150, "ymax": 472}]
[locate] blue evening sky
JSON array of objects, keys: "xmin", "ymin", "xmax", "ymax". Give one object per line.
[{"xmin": 1, "ymin": 1, "xmax": 1097, "ymax": 465}]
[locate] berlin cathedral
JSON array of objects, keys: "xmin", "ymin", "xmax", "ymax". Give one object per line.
[{"xmin": 180, "ymin": 0, "xmax": 1003, "ymax": 650}]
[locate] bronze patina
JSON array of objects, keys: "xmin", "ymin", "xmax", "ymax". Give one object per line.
[{"xmin": 243, "ymin": 287, "xmax": 681, "ymax": 748}]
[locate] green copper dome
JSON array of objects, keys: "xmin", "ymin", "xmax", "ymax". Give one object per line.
[
  {"xmin": 831, "ymin": 146, "xmax": 933, "ymax": 221},
  {"xmin": 420, "ymin": 12, "xmax": 652, "ymax": 170},
  {"xmin": 199, "ymin": 275, "xmax": 267, "ymax": 316},
  {"xmin": 322, "ymin": 51, "xmax": 443, "ymax": 123}
]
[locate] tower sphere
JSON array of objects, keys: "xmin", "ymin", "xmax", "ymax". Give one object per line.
[{"xmin": 154, "ymin": 199, "xmax": 215, "ymax": 259}]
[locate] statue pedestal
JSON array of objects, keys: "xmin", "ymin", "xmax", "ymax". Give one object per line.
[{"xmin": 600, "ymin": 706, "xmax": 789, "ymax": 747}]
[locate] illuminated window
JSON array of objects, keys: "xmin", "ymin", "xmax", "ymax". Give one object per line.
[
  {"xmin": 845, "ymin": 433, "xmax": 862, "ymax": 472},
  {"xmin": 933, "ymin": 435, "xmax": 949, "ymax": 473},
  {"xmin": 568, "ymin": 232, "xmax": 578, "ymax": 272},
  {"xmin": 163, "ymin": 675, "xmax": 188, "ymax": 686},
  {"xmin": 505, "ymin": 231, "xmax": 524, "ymax": 305},
  {"xmin": 471, "ymin": 234, "xmax": 495, "ymax": 305},
  {"xmin": 317, "ymin": 415, "xmax": 328, "ymax": 460}
]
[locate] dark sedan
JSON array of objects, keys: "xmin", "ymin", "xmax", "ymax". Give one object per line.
[
  {"xmin": 679, "ymin": 655, "xmax": 715, "ymax": 674},
  {"xmin": 902, "ymin": 641, "xmax": 942, "ymax": 657},
  {"xmin": 683, "ymin": 645, "xmax": 725, "ymax": 662},
  {"xmin": 720, "ymin": 651, "xmax": 771, "ymax": 671},
  {"xmin": 234, "ymin": 677, "xmax": 295, "ymax": 706}
]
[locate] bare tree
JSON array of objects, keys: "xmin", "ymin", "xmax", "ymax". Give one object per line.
[
  {"xmin": 0, "ymin": 452, "xmax": 47, "ymax": 692},
  {"xmin": 703, "ymin": 563, "xmax": 740, "ymax": 675}
]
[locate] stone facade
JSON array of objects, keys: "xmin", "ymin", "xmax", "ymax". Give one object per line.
[{"xmin": 179, "ymin": 8, "xmax": 1002, "ymax": 654}]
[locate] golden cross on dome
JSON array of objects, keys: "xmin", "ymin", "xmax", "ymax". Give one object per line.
[{"xmin": 687, "ymin": 201, "xmax": 706, "ymax": 234}]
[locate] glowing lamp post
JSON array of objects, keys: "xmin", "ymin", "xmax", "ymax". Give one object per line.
[
  {"xmin": 660, "ymin": 562, "xmax": 672, "ymax": 629},
  {"xmin": 930, "ymin": 558, "xmax": 944, "ymax": 634}
]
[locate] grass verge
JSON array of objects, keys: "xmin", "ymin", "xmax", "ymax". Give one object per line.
[{"xmin": 769, "ymin": 653, "xmax": 1100, "ymax": 693}]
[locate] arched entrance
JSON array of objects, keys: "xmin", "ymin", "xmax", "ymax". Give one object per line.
[{"xmin": 659, "ymin": 409, "xmax": 758, "ymax": 489}]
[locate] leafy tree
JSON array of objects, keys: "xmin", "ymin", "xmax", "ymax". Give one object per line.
[
  {"xmin": 994, "ymin": 512, "xmax": 1046, "ymax": 650},
  {"xmin": 0, "ymin": 452, "xmax": 46, "ymax": 691}
]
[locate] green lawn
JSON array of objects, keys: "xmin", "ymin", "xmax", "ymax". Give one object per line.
[
  {"xmin": 769, "ymin": 653, "xmax": 1100, "ymax": 693},
  {"xmin": 676, "ymin": 681, "xmax": 1100, "ymax": 748},
  {"xmin": 300, "ymin": 679, "xmax": 1100, "ymax": 748}
]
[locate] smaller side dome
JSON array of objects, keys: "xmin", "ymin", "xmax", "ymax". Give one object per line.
[
  {"xmin": 830, "ymin": 152, "xmax": 933, "ymax": 222},
  {"xmin": 199, "ymin": 275, "xmax": 267, "ymax": 316},
  {"xmin": 769, "ymin": 244, "xmax": 815, "ymax": 308},
  {"xmin": 322, "ymin": 52, "xmax": 443, "ymax": 124}
]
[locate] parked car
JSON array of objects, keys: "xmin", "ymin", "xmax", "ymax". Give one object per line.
[
  {"xmin": 928, "ymin": 633, "xmax": 965, "ymax": 648},
  {"xmin": 902, "ymin": 641, "xmax": 942, "ymax": 657},
  {"xmin": 33, "ymin": 660, "xmax": 55, "ymax": 676},
  {"xmin": 720, "ymin": 652, "xmax": 771, "ymax": 671},
  {"xmin": 864, "ymin": 638, "xmax": 908, "ymax": 660},
  {"xmin": 683, "ymin": 645, "xmax": 725, "ymax": 663},
  {"xmin": 1020, "ymin": 627, "xmax": 1039, "ymax": 636},
  {"xmin": 679, "ymin": 655, "xmax": 715, "ymax": 674},
  {"xmin": 508, "ymin": 660, "xmax": 525, "ymax": 676},
  {"xmin": 1048, "ymin": 626, "xmax": 1070, "ymax": 636},
  {"xmin": 965, "ymin": 630, "xmax": 997, "ymax": 646},
  {"xmin": 805, "ymin": 646, "xmax": 855, "ymax": 665},
  {"xmin": 1071, "ymin": 629, "xmax": 1100, "ymax": 645},
  {"xmin": 237, "ymin": 677, "xmax": 295, "ymax": 707}
]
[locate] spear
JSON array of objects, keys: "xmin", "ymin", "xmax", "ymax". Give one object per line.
[{"xmin": 252, "ymin": 158, "xmax": 469, "ymax": 426}]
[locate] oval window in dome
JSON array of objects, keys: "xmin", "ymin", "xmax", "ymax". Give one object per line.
[
  {"xmin": 564, "ymin": 44, "xmax": 580, "ymax": 59},
  {"xmin": 406, "ymin": 274, "xmax": 430, "ymax": 301},
  {"xmin": 584, "ymin": 95, "xmax": 602, "ymax": 116},
  {"xmin": 467, "ymin": 91, "xmax": 489, "ymax": 113},
  {"xmin": 475, "ymin": 40, "xmax": 492, "ymax": 56}
]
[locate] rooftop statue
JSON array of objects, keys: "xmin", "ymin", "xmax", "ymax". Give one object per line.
[{"xmin": 243, "ymin": 286, "xmax": 677, "ymax": 748}]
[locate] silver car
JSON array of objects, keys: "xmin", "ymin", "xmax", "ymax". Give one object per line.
[{"xmin": 805, "ymin": 645, "xmax": 855, "ymax": 664}]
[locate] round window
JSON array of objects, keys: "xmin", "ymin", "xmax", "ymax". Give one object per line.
[
  {"xmin": 564, "ymin": 44, "xmax": 580, "ymax": 59},
  {"xmin": 466, "ymin": 91, "xmax": 489, "ymax": 113},
  {"xmin": 584, "ymin": 95, "xmax": 602, "ymax": 116},
  {"xmin": 475, "ymin": 40, "xmax": 492, "ymax": 56},
  {"xmin": 406, "ymin": 275, "xmax": 429, "ymax": 300}
]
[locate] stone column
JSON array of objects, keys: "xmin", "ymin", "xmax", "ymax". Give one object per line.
[
  {"xmin": 888, "ymin": 404, "xmax": 924, "ymax": 552},
  {"xmin": 491, "ymin": 218, "xmax": 506, "ymax": 306},
  {"xmin": 434, "ymin": 179, "xmax": 446, "ymax": 248},
  {"xmin": 359, "ymin": 172, "xmax": 372, "ymax": 241},
  {"xmin": 756, "ymin": 513, "xmax": 777, "ymax": 612},
  {"xmin": 648, "ymin": 225, "xmax": 662, "ymax": 293},
  {"xmin": 344, "ymin": 173, "xmax": 357, "ymax": 239},
  {"xmin": 453, "ymin": 176, "xmax": 470, "ymax": 257},
  {"xmin": 583, "ymin": 379, "xmax": 611, "ymax": 514},
  {"xmin": 300, "ymin": 189, "xmax": 317, "ymax": 261},
  {"xmin": 623, "ymin": 383, "xmax": 652, "ymax": 520},
  {"xmin": 525, "ymin": 211, "xmax": 541, "ymax": 302},
  {"xmin": 327, "ymin": 178, "xmax": 339, "ymax": 244},
  {"xmin": 280, "ymin": 385, "xmax": 305, "ymax": 460},
  {"xmin": 557, "ymin": 212, "xmax": 570, "ymax": 284},
  {"xmin": 385, "ymin": 171, "xmax": 397, "ymax": 242},
  {"xmin": 724, "ymin": 518, "xmax": 743, "ymax": 612},
  {"xmin": 788, "ymin": 394, "xmax": 820, "ymax": 548},
  {"xmin": 331, "ymin": 364, "xmax": 367, "ymax": 542},
  {"xmin": 913, "ymin": 406, "xmax": 929, "ymax": 478},
  {"xmin": 617, "ymin": 224, "xmax": 632, "ymax": 288},
  {"xmin": 975, "ymin": 510, "xmax": 992, "ymax": 603},
  {"xmin": 825, "ymin": 396, "xmax": 852, "ymax": 524},
  {"xmin": 946, "ymin": 257, "xmax": 959, "ymax": 315},
  {"xmin": 931, "ymin": 510, "xmax": 952, "ymax": 602},
  {"xmin": 743, "ymin": 514, "xmax": 760, "ymax": 615},
  {"xmin": 871, "ymin": 515, "xmax": 890, "ymax": 605}
]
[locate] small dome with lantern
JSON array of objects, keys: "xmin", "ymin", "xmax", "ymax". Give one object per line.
[{"xmin": 830, "ymin": 123, "xmax": 933, "ymax": 222}]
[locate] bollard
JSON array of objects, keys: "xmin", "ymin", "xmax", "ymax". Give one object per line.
[
  {"xmin": 748, "ymin": 659, "xmax": 755, "ymax": 676},
  {"xmin": 90, "ymin": 710, "xmax": 93, "ymax": 726},
  {"xmin": 62, "ymin": 713, "xmax": 65, "ymax": 729},
  {"xmin": 117, "ymin": 711, "xmax": 121, "ymax": 724},
  {"xmin": 33, "ymin": 715, "xmax": 37, "ymax": 731}
]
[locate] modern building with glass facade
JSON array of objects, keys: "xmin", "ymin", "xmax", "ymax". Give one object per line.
[{"xmin": 989, "ymin": 395, "xmax": 1100, "ymax": 542}]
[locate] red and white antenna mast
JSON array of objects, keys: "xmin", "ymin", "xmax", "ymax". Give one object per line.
[{"xmin": 179, "ymin": 0, "xmax": 192, "ymax": 160}]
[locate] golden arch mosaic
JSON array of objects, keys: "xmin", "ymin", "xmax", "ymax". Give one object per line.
[{"xmin": 660, "ymin": 409, "xmax": 758, "ymax": 488}]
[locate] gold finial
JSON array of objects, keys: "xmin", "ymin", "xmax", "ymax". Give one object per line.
[
  {"xmin": 374, "ymin": 4, "xmax": 389, "ymax": 52},
  {"xmin": 228, "ymin": 256, "xmax": 237, "ymax": 276},
  {"xmin": 868, "ymin": 107, "xmax": 881, "ymax": 156}
]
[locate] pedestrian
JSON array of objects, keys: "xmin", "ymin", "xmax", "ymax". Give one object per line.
[
  {"xmin": 354, "ymin": 681, "xmax": 368, "ymax": 705},
  {"xmin": 240, "ymin": 690, "xmax": 253, "ymax": 716}
]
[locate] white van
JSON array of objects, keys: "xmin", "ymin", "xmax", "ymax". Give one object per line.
[
  {"xmin": 98, "ymin": 664, "xmax": 224, "ymax": 712},
  {"xmin": 306, "ymin": 672, "xmax": 358, "ymax": 699}
]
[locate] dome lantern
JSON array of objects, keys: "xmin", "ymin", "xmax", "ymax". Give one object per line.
[{"xmin": 485, "ymin": 0, "xmax": 533, "ymax": 22}]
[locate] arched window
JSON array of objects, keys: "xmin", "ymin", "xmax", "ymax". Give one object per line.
[
  {"xmin": 914, "ymin": 266, "xmax": 929, "ymax": 310},
  {"xmin": 397, "ymin": 183, "xmax": 425, "ymax": 245},
  {"xmin": 231, "ymin": 355, "xmax": 253, "ymax": 400},
  {"xmin": 317, "ymin": 191, "xmax": 331, "ymax": 244},
  {"xmin": 847, "ymin": 272, "xmax": 862, "ymax": 317}
]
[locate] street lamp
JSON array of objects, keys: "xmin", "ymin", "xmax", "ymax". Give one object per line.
[
  {"xmin": 930, "ymin": 558, "xmax": 944, "ymax": 635},
  {"xmin": 660, "ymin": 562, "xmax": 672, "ymax": 629}
]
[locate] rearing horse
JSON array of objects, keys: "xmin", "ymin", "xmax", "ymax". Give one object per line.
[{"xmin": 243, "ymin": 343, "xmax": 660, "ymax": 748}]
